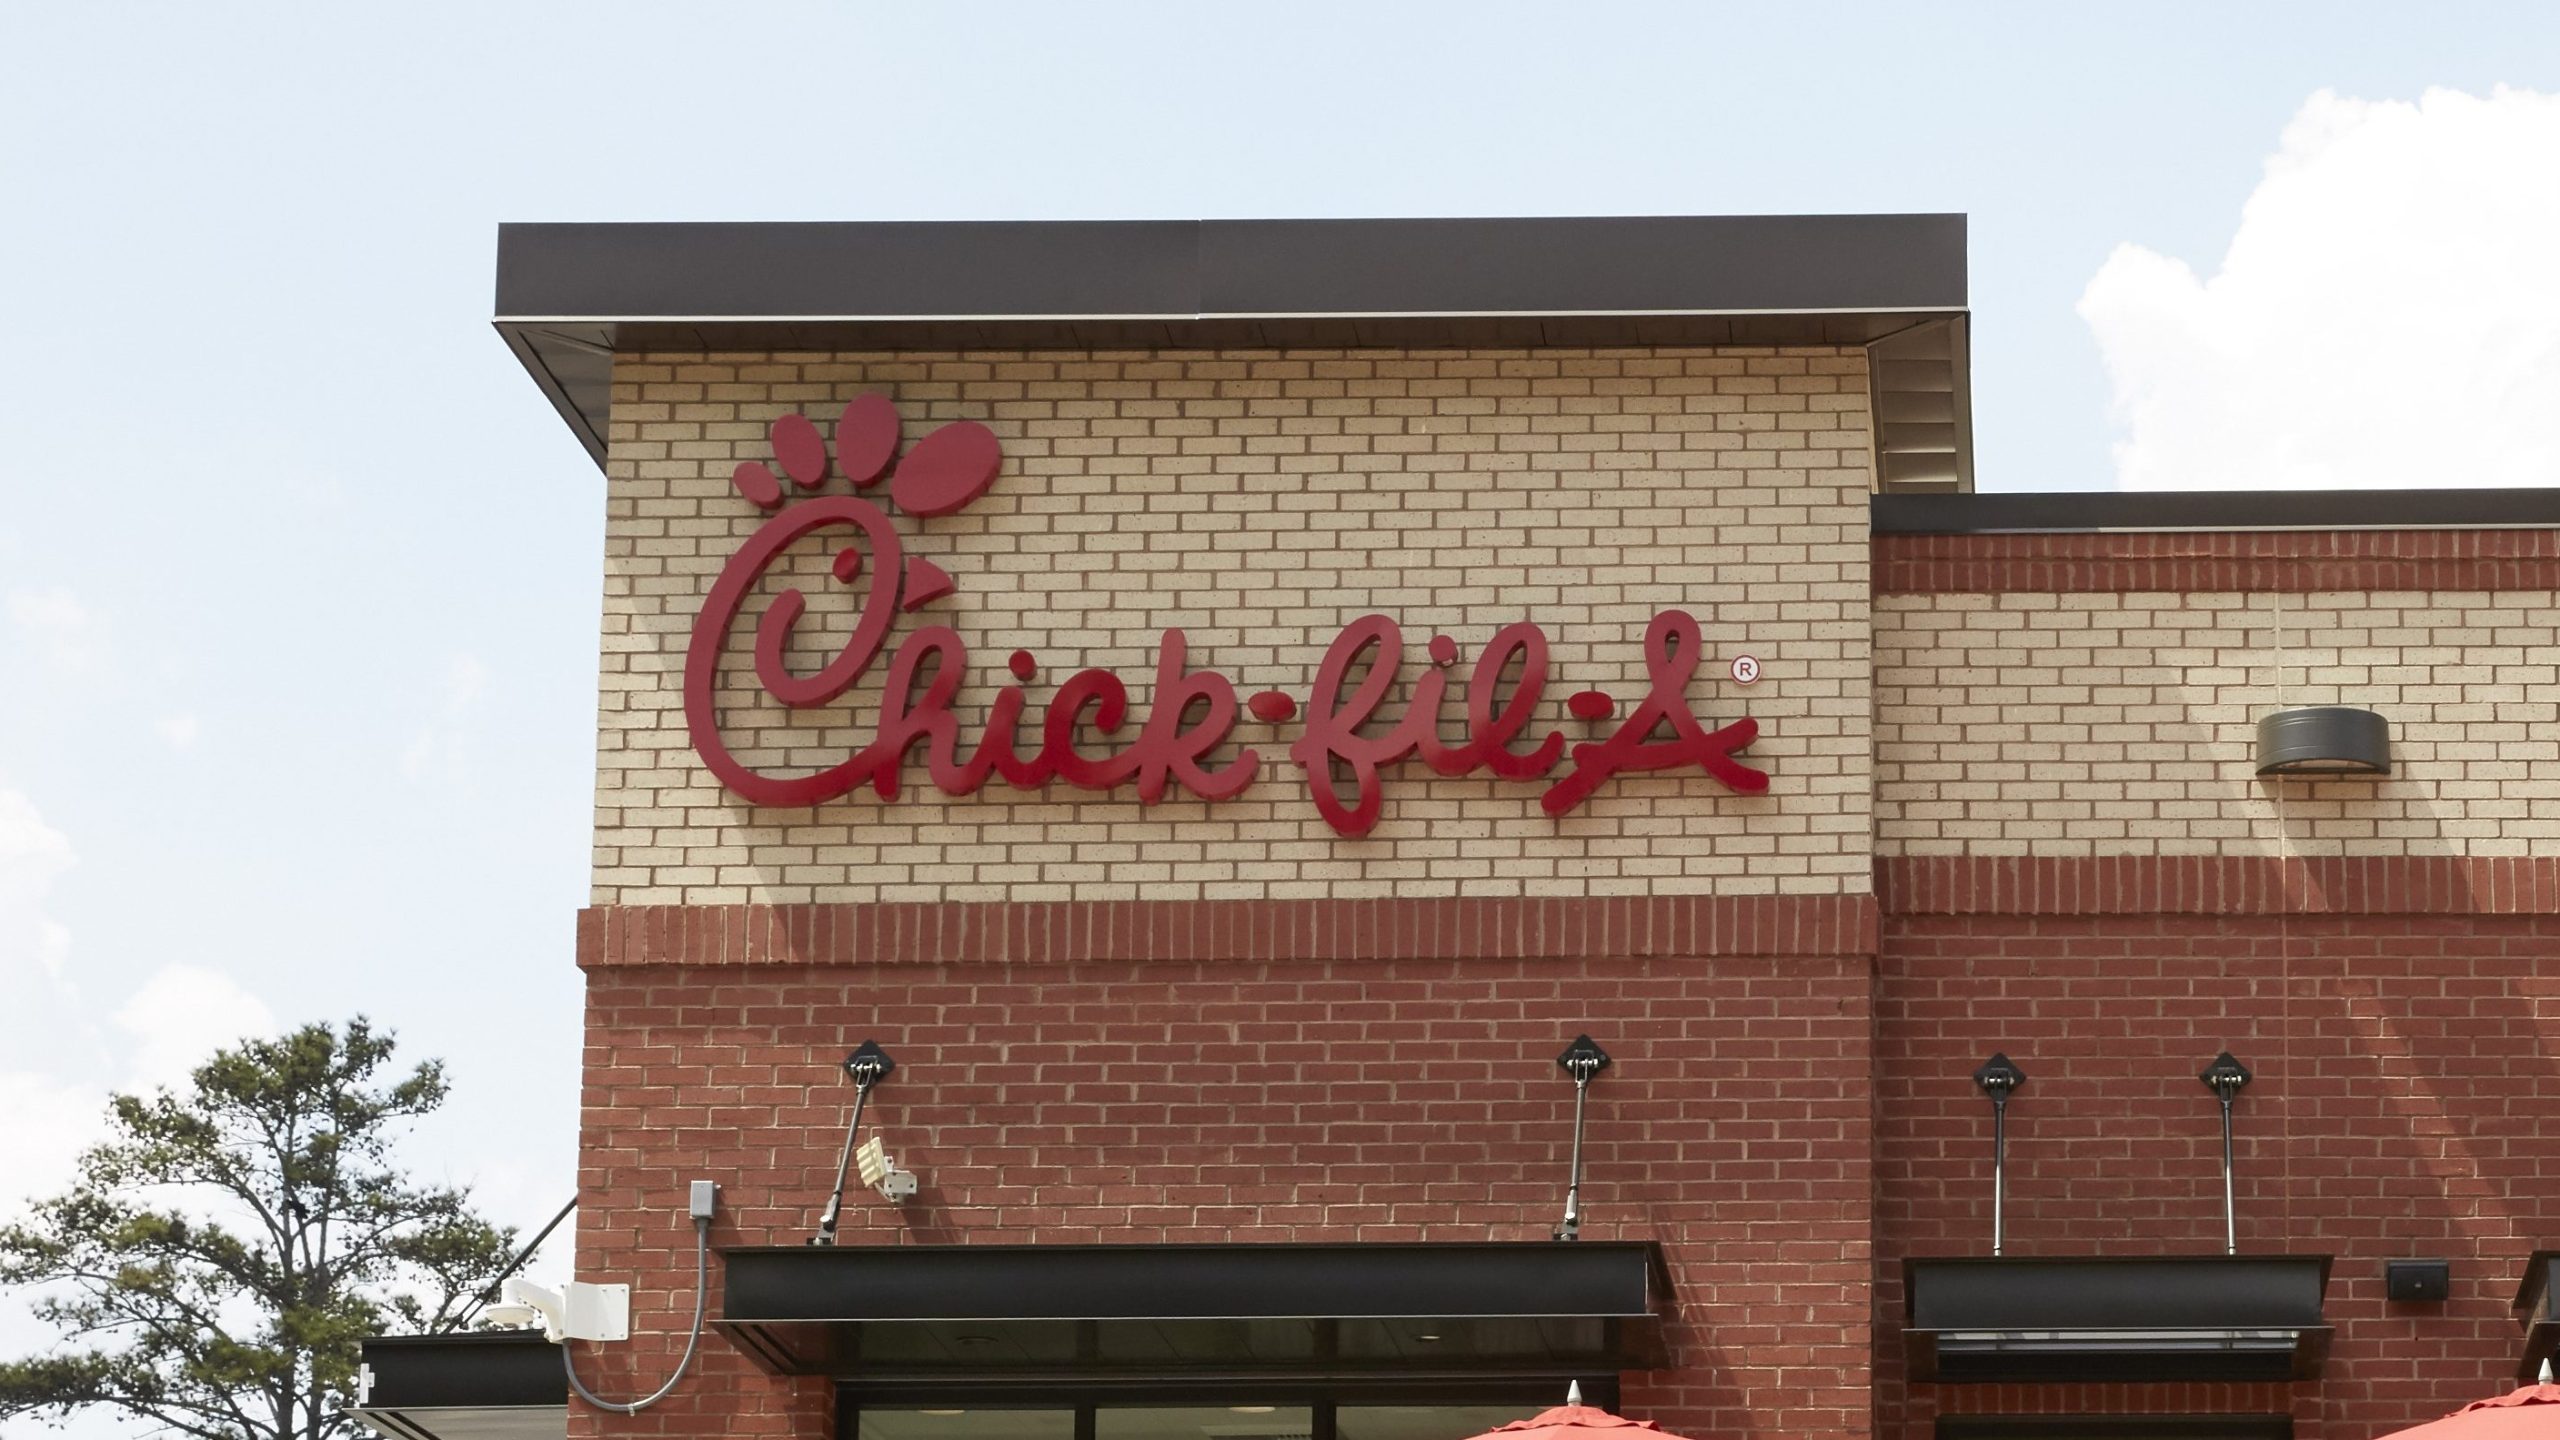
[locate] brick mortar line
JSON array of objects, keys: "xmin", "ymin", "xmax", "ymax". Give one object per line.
[{"xmin": 576, "ymin": 894, "xmax": 1881, "ymax": 968}]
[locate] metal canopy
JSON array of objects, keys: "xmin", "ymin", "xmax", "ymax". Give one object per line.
[
  {"xmin": 1902, "ymin": 1255, "xmax": 2334, "ymax": 1384},
  {"xmin": 490, "ymin": 214, "xmax": 1970, "ymax": 470},
  {"xmin": 716, "ymin": 1240, "xmax": 1673, "ymax": 1380},
  {"xmin": 348, "ymin": 1331, "xmax": 564, "ymax": 1440},
  {"xmin": 2516, "ymin": 1250, "xmax": 2558, "ymax": 1381}
]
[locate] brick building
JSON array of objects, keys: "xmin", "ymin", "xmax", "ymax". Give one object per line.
[{"xmin": 353, "ymin": 217, "xmax": 2559, "ymax": 1440}]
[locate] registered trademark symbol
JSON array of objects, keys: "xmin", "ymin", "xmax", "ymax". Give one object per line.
[{"xmin": 1729, "ymin": 654, "xmax": 1761, "ymax": 686}]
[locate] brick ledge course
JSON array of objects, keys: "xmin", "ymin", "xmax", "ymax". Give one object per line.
[
  {"xmin": 1877, "ymin": 853, "xmax": 2560, "ymax": 915},
  {"xmin": 576, "ymin": 893, "xmax": 1879, "ymax": 968},
  {"xmin": 1873, "ymin": 528, "xmax": 2560, "ymax": 594}
]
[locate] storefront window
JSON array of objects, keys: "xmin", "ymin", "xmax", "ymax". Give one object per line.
[
  {"xmin": 1335, "ymin": 1406, "xmax": 1542, "ymax": 1440},
  {"xmin": 859, "ymin": 1409, "xmax": 1076, "ymax": 1440},
  {"xmin": 1097, "ymin": 1406, "xmax": 1314, "ymax": 1440},
  {"xmin": 853, "ymin": 1394, "xmax": 1582, "ymax": 1440}
]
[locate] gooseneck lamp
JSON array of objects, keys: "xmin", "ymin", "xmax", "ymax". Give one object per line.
[
  {"xmin": 2200, "ymin": 1051, "xmax": 2252, "ymax": 1255},
  {"xmin": 811, "ymin": 1039, "xmax": 895, "ymax": 1246},
  {"xmin": 1971, "ymin": 1052, "xmax": 2026, "ymax": 1257},
  {"xmin": 1552, "ymin": 1034, "xmax": 1612, "ymax": 1241}
]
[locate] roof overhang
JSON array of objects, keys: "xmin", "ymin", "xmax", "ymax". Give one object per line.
[
  {"xmin": 716, "ymin": 1239, "xmax": 1674, "ymax": 1380},
  {"xmin": 348, "ymin": 1331, "xmax": 564, "ymax": 1440},
  {"xmin": 1873, "ymin": 488, "xmax": 2560, "ymax": 534},
  {"xmin": 492, "ymin": 214, "xmax": 1969, "ymax": 470},
  {"xmin": 1903, "ymin": 1255, "xmax": 2333, "ymax": 1384}
]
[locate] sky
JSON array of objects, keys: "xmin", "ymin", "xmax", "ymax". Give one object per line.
[{"xmin": 3, "ymin": 3, "xmax": 2559, "ymax": 1433}]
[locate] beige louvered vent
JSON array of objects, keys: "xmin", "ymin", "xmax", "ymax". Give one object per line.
[{"xmin": 1868, "ymin": 317, "xmax": 1973, "ymax": 493}]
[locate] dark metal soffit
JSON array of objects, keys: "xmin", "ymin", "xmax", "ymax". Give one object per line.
[
  {"xmin": 348, "ymin": 1330, "xmax": 564, "ymax": 1440},
  {"xmin": 717, "ymin": 1239, "xmax": 1673, "ymax": 1381},
  {"xmin": 491, "ymin": 214, "xmax": 1968, "ymax": 470},
  {"xmin": 1903, "ymin": 1254, "xmax": 2334, "ymax": 1385},
  {"xmin": 1875, "ymin": 488, "xmax": 2560, "ymax": 534}
]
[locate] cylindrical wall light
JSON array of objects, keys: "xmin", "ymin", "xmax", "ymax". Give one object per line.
[{"xmin": 2256, "ymin": 706, "xmax": 2390, "ymax": 777}]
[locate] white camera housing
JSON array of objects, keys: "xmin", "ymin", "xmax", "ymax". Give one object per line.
[{"xmin": 486, "ymin": 1276, "xmax": 630, "ymax": 1343}]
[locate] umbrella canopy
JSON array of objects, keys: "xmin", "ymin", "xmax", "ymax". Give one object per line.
[
  {"xmin": 1471, "ymin": 1384, "xmax": 1702, "ymax": 1440},
  {"xmin": 2381, "ymin": 1385, "xmax": 2560, "ymax": 1440}
]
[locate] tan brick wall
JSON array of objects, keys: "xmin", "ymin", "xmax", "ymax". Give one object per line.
[
  {"xmin": 594, "ymin": 348, "xmax": 1874, "ymax": 903},
  {"xmin": 1875, "ymin": 590, "xmax": 2560, "ymax": 855}
]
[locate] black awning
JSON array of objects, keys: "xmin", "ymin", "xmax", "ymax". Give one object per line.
[
  {"xmin": 348, "ymin": 1331, "xmax": 564, "ymax": 1440},
  {"xmin": 718, "ymin": 1241, "xmax": 1672, "ymax": 1380},
  {"xmin": 2516, "ymin": 1250, "xmax": 2558, "ymax": 1381},
  {"xmin": 1903, "ymin": 1255, "xmax": 2333, "ymax": 1384}
]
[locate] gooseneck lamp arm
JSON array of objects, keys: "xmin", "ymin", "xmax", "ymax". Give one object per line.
[
  {"xmin": 811, "ymin": 1040, "xmax": 896, "ymax": 1247},
  {"xmin": 2201, "ymin": 1051, "xmax": 2252, "ymax": 1256},
  {"xmin": 1551, "ymin": 1035, "xmax": 1613, "ymax": 1242},
  {"xmin": 1971, "ymin": 1053, "xmax": 2025, "ymax": 1258}
]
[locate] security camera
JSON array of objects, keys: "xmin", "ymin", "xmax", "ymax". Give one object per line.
[{"xmin": 484, "ymin": 1277, "xmax": 630, "ymax": 1344}]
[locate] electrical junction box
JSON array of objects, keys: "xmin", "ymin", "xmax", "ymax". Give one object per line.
[{"xmin": 2386, "ymin": 1258, "xmax": 2450, "ymax": 1303}]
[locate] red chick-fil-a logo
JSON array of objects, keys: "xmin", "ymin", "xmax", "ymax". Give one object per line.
[{"xmin": 682, "ymin": 400, "xmax": 1769, "ymax": 836}]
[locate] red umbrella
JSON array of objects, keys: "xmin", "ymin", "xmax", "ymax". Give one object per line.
[
  {"xmin": 1471, "ymin": 1383, "xmax": 1701, "ymax": 1440},
  {"xmin": 2381, "ymin": 1385, "xmax": 2560, "ymax": 1440}
]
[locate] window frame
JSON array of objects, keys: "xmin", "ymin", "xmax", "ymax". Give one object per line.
[{"xmin": 843, "ymin": 1377, "xmax": 1622, "ymax": 1440}]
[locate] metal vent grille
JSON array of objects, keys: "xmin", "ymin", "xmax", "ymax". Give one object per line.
[{"xmin": 1869, "ymin": 317, "xmax": 1973, "ymax": 493}]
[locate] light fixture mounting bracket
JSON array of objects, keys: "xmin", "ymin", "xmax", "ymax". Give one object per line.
[{"xmin": 1557, "ymin": 1034, "xmax": 1613, "ymax": 1081}]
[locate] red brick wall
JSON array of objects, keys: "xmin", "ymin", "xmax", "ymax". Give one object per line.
[
  {"xmin": 569, "ymin": 898, "xmax": 1876, "ymax": 1440},
  {"xmin": 1876, "ymin": 894, "xmax": 2560, "ymax": 1439},
  {"xmin": 566, "ymin": 873, "xmax": 2559, "ymax": 1440}
]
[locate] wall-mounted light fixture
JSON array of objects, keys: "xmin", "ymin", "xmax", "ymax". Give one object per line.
[
  {"xmin": 1551, "ymin": 1034, "xmax": 1612, "ymax": 1242},
  {"xmin": 2256, "ymin": 706, "xmax": 2390, "ymax": 777},
  {"xmin": 2200, "ymin": 1051, "xmax": 2252, "ymax": 1255},
  {"xmin": 810, "ymin": 1039, "xmax": 895, "ymax": 1246},
  {"xmin": 1972, "ymin": 1052, "xmax": 2026, "ymax": 1257}
]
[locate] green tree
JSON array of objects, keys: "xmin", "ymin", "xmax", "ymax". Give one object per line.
[{"xmin": 0, "ymin": 1018, "xmax": 517, "ymax": 1440}]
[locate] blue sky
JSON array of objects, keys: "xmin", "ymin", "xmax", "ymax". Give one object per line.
[{"xmin": 3, "ymin": 3, "xmax": 2558, "ymax": 1424}]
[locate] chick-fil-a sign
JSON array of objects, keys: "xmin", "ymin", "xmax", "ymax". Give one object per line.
[{"xmin": 684, "ymin": 399, "xmax": 1767, "ymax": 837}]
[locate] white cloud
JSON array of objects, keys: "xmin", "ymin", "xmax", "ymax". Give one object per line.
[
  {"xmin": 0, "ymin": 786, "xmax": 75, "ymax": 989},
  {"xmin": 0, "ymin": 1070, "xmax": 104, "ymax": 1215},
  {"xmin": 0, "ymin": 787, "xmax": 94, "ymax": 1228},
  {"xmin": 156, "ymin": 712, "xmax": 200, "ymax": 749},
  {"xmin": 6, "ymin": 586, "xmax": 103, "ymax": 670},
  {"xmin": 2082, "ymin": 87, "xmax": 2560, "ymax": 490},
  {"xmin": 399, "ymin": 653, "xmax": 490, "ymax": 783},
  {"xmin": 111, "ymin": 965, "xmax": 278, "ymax": 1095}
]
